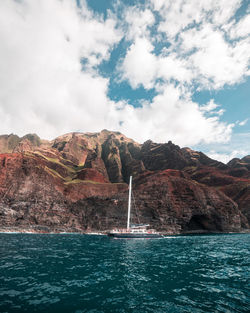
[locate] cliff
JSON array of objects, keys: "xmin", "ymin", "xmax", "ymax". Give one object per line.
[{"xmin": 0, "ymin": 130, "xmax": 249, "ymax": 233}]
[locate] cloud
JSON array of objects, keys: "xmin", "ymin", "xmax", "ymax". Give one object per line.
[
  {"xmin": 124, "ymin": 7, "xmax": 155, "ymax": 41},
  {"xmin": 120, "ymin": 37, "xmax": 192, "ymax": 89},
  {"xmin": 207, "ymin": 149, "xmax": 248, "ymax": 164},
  {"xmin": 238, "ymin": 119, "xmax": 248, "ymax": 126},
  {"xmin": 0, "ymin": 0, "xmax": 121, "ymax": 138},
  {"xmin": 117, "ymin": 0, "xmax": 249, "ymax": 146},
  {"xmin": 121, "ymin": 3, "xmax": 250, "ymax": 90},
  {"xmin": 0, "ymin": 0, "xmax": 249, "ymax": 150},
  {"xmin": 115, "ymin": 84, "xmax": 234, "ymax": 146},
  {"xmin": 200, "ymin": 99, "xmax": 219, "ymax": 112},
  {"xmin": 230, "ymin": 14, "xmax": 250, "ymax": 38},
  {"xmin": 119, "ymin": 37, "xmax": 158, "ymax": 89},
  {"xmin": 152, "ymin": 0, "xmax": 242, "ymax": 38},
  {"xmin": 181, "ymin": 24, "xmax": 250, "ymax": 88}
]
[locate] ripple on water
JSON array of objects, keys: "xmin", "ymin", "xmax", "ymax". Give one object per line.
[{"xmin": 0, "ymin": 233, "xmax": 249, "ymax": 313}]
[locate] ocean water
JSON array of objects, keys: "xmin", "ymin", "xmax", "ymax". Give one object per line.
[{"xmin": 0, "ymin": 234, "xmax": 249, "ymax": 313}]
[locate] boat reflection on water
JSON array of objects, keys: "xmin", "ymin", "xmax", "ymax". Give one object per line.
[{"xmin": 119, "ymin": 239, "xmax": 153, "ymax": 296}]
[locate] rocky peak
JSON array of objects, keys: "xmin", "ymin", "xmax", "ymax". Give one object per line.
[
  {"xmin": 12, "ymin": 139, "xmax": 33, "ymax": 153},
  {"xmin": 0, "ymin": 133, "xmax": 43, "ymax": 153},
  {"xmin": 141, "ymin": 140, "xmax": 188, "ymax": 170},
  {"xmin": 0, "ymin": 134, "xmax": 21, "ymax": 153},
  {"xmin": 242, "ymin": 156, "xmax": 250, "ymax": 164},
  {"xmin": 22, "ymin": 134, "xmax": 41, "ymax": 147},
  {"xmin": 228, "ymin": 156, "xmax": 250, "ymax": 171},
  {"xmin": 51, "ymin": 130, "xmax": 143, "ymax": 183},
  {"xmin": 52, "ymin": 133, "xmax": 89, "ymax": 165},
  {"xmin": 181, "ymin": 147, "xmax": 228, "ymax": 169}
]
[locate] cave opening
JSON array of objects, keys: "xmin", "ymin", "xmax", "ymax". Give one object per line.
[{"xmin": 184, "ymin": 214, "xmax": 221, "ymax": 232}]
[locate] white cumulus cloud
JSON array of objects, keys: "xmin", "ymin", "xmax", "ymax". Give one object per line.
[
  {"xmin": 0, "ymin": 0, "xmax": 249, "ymax": 151},
  {"xmin": 124, "ymin": 7, "xmax": 155, "ymax": 40},
  {"xmin": 117, "ymin": 0, "xmax": 249, "ymax": 146},
  {"xmin": 115, "ymin": 84, "xmax": 234, "ymax": 146},
  {"xmin": 207, "ymin": 149, "xmax": 248, "ymax": 164},
  {"xmin": 238, "ymin": 119, "xmax": 249, "ymax": 126},
  {"xmin": 0, "ymin": 0, "xmax": 121, "ymax": 138},
  {"xmin": 119, "ymin": 37, "xmax": 158, "ymax": 89}
]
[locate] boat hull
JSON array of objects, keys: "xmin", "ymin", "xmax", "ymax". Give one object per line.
[{"xmin": 108, "ymin": 233, "xmax": 163, "ymax": 239}]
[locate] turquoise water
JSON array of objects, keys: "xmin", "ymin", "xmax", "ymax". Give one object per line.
[{"xmin": 0, "ymin": 234, "xmax": 249, "ymax": 313}]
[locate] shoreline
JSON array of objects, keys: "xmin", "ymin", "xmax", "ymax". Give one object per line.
[{"xmin": 0, "ymin": 226, "xmax": 249, "ymax": 235}]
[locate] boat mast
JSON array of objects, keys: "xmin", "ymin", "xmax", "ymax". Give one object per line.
[{"xmin": 127, "ymin": 176, "xmax": 132, "ymax": 230}]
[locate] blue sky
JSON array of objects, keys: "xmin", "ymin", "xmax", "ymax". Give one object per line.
[{"xmin": 0, "ymin": 0, "xmax": 249, "ymax": 163}]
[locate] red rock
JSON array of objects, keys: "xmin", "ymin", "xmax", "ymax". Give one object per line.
[
  {"xmin": 76, "ymin": 168, "xmax": 109, "ymax": 183},
  {"xmin": 0, "ymin": 130, "xmax": 249, "ymax": 233}
]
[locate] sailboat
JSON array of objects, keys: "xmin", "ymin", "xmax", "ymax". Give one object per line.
[{"xmin": 108, "ymin": 176, "xmax": 163, "ymax": 238}]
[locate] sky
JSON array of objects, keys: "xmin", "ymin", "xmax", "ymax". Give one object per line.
[{"xmin": 0, "ymin": 0, "xmax": 249, "ymax": 163}]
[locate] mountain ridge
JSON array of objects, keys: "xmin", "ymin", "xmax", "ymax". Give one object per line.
[
  {"xmin": 0, "ymin": 130, "xmax": 249, "ymax": 233},
  {"xmin": 1, "ymin": 130, "xmax": 247, "ymax": 166}
]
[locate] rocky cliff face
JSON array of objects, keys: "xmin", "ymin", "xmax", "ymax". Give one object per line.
[{"xmin": 0, "ymin": 130, "xmax": 249, "ymax": 233}]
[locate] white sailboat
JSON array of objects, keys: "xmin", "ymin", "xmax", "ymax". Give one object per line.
[{"xmin": 108, "ymin": 176, "xmax": 163, "ymax": 238}]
